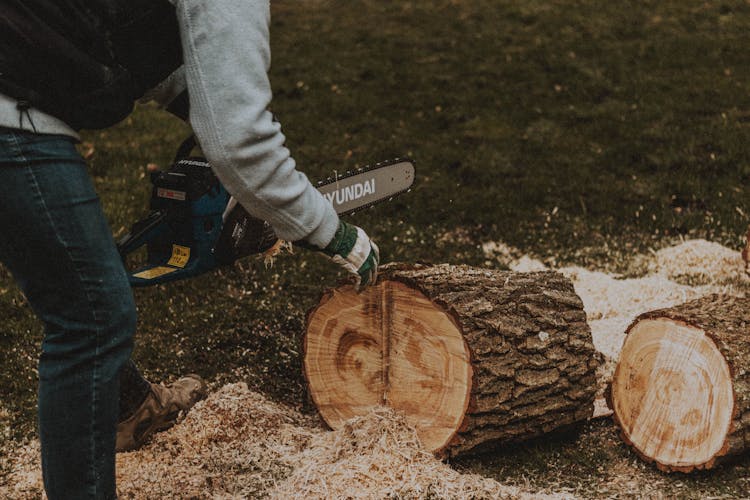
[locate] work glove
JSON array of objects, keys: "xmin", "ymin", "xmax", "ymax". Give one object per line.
[{"xmin": 318, "ymin": 220, "xmax": 380, "ymax": 290}]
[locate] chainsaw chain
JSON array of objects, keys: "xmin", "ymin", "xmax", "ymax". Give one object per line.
[{"xmin": 315, "ymin": 157, "xmax": 415, "ymax": 216}]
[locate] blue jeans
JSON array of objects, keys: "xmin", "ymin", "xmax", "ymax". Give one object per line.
[{"xmin": 0, "ymin": 129, "xmax": 135, "ymax": 499}]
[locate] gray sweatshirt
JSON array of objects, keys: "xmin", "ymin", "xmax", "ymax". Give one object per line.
[{"xmin": 0, "ymin": 0, "xmax": 339, "ymax": 248}]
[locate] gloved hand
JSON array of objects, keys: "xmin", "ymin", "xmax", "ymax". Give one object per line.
[{"xmin": 319, "ymin": 220, "xmax": 380, "ymax": 290}]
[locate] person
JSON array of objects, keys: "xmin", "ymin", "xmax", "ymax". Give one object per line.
[{"xmin": 0, "ymin": 1, "xmax": 380, "ymax": 498}]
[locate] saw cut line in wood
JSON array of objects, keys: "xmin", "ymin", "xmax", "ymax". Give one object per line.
[{"xmin": 305, "ymin": 263, "xmax": 601, "ymax": 457}]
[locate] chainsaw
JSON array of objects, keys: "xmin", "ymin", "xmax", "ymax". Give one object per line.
[{"xmin": 116, "ymin": 137, "xmax": 415, "ymax": 287}]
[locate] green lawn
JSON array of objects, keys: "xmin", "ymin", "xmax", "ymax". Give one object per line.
[{"xmin": 2, "ymin": 1, "xmax": 749, "ymax": 497}]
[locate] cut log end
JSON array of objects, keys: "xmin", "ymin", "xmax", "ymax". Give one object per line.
[
  {"xmin": 305, "ymin": 280, "xmax": 473, "ymax": 454},
  {"xmin": 611, "ymin": 295, "xmax": 750, "ymax": 472},
  {"xmin": 611, "ymin": 312, "xmax": 739, "ymax": 472},
  {"xmin": 305, "ymin": 264, "xmax": 601, "ymax": 457}
]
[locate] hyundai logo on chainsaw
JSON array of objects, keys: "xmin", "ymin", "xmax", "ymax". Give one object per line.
[
  {"xmin": 157, "ymin": 188, "xmax": 187, "ymax": 201},
  {"xmin": 323, "ymin": 178, "xmax": 375, "ymax": 207}
]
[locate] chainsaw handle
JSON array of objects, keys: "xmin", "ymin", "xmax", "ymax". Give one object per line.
[
  {"xmin": 174, "ymin": 135, "xmax": 198, "ymax": 163},
  {"xmin": 116, "ymin": 210, "xmax": 171, "ymax": 258}
]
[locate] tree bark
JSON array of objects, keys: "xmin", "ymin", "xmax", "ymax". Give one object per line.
[
  {"xmin": 610, "ymin": 294, "xmax": 750, "ymax": 472},
  {"xmin": 304, "ymin": 263, "xmax": 601, "ymax": 458}
]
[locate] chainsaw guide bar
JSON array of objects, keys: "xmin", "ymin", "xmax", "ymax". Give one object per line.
[{"xmin": 317, "ymin": 158, "xmax": 415, "ymax": 216}]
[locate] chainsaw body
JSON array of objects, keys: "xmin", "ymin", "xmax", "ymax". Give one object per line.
[{"xmin": 118, "ymin": 157, "xmax": 234, "ymax": 286}]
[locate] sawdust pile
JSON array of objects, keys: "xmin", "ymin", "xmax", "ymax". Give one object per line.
[
  {"xmin": 650, "ymin": 238, "xmax": 745, "ymax": 283},
  {"xmin": 115, "ymin": 383, "xmax": 315, "ymax": 498},
  {"xmin": 569, "ymin": 240, "xmax": 743, "ymax": 365},
  {"xmin": 270, "ymin": 406, "xmax": 554, "ymax": 500},
  {"xmin": 1, "ymin": 438, "xmax": 42, "ymax": 499},
  {"xmin": 3, "ymin": 384, "xmax": 558, "ymax": 499},
  {"xmin": 3, "ymin": 384, "xmax": 316, "ymax": 499}
]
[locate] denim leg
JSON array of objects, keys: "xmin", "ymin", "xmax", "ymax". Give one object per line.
[
  {"xmin": 118, "ymin": 359, "xmax": 151, "ymax": 421},
  {"xmin": 0, "ymin": 130, "xmax": 136, "ymax": 500}
]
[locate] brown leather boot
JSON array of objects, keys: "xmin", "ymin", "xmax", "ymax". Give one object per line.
[{"xmin": 116, "ymin": 374, "xmax": 207, "ymax": 452}]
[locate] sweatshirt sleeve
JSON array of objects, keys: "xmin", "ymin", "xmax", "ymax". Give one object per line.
[{"xmin": 171, "ymin": 0, "xmax": 339, "ymax": 248}]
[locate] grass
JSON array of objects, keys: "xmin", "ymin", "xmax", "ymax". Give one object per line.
[
  {"xmin": 453, "ymin": 419, "xmax": 750, "ymax": 498},
  {"xmin": 1, "ymin": 0, "xmax": 750, "ymax": 497}
]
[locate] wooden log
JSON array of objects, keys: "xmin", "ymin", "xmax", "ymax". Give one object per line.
[
  {"xmin": 609, "ymin": 294, "xmax": 750, "ymax": 472},
  {"xmin": 304, "ymin": 263, "xmax": 601, "ymax": 458}
]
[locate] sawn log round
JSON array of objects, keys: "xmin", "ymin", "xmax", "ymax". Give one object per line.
[
  {"xmin": 610, "ymin": 294, "xmax": 750, "ymax": 472},
  {"xmin": 304, "ymin": 263, "xmax": 601, "ymax": 457}
]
